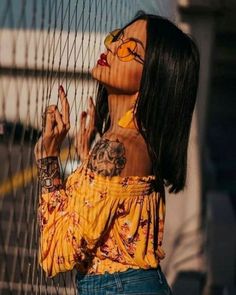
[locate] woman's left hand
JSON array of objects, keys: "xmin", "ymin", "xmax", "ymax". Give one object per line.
[{"xmin": 75, "ymin": 96, "xmax": 97, "ymax": 163}]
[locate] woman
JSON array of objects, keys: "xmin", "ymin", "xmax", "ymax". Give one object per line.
[{"xmin": 35, "ymin": 13, "xmax": 199, "ymax": 295}]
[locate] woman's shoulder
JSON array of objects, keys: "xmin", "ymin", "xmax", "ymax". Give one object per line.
[{"xmin": 88, "ymin": 130, "xmax": 153, "ymax": 178}]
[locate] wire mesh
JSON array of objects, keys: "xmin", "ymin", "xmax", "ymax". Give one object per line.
[{"xmin": 0, "ymin": 0, "xmax": 152, "ymax": 294}]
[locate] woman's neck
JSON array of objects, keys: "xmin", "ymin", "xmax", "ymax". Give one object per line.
[{"xmin": 106, "ymin": 92, "xmax": 138, "ymax": 134}]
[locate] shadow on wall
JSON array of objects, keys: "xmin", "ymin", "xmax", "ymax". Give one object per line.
[
  {"xmin": 172, "ymin": 270, "xmax": 206, "ymax": 295},
  {"xmin": 0, "ymin": 121, "xmax": 39, "ymax": 144}
]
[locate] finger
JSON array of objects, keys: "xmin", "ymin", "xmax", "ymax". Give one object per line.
[
  {"xmin": 89, "ymin": 96, "xmax": 95, "ymax": 110},
  {"xmin": 80, "ymin": 111, "xmax": 87, "ymax": 131},
  {"xmin": 58, "ymin": 85, "xmax": 70, "ymax": 126},
  {"xmin": 88, "ymin": 101, "xmax": 96, "ymax": 136},
  {"xmin": 44, "ymin": 106, "xmax": 56, "ymax": 135},
  {"xmin": 78, "ymin": 112, "xmax": 87, "ymax": 150},
  {"xmin": 74, "ymin": 133, "xmax": 78, "ymax": 151},
  {"xmin": 42, "ymin": 105, "xmax": 53, "ymax": 126},
  {"xmin": 86, "ymin": 97, "xmax": 94, "ymax": 121},
  {"xmin": 88, "ymin": 107, "xmax": 95, "ymax": 129},
  {"xmin": 54, "ymin": 125, "xmax": 59, "ymax": 137},
  {"xmin": 54, "ymin": 108, "xmax": 64, "ymax": 133},
  {"xmin": 76, "ymin": 112, "xmax": 86, "ymax": 146},
  {"xmin": 87, "ymin": 96, "xmax": 95, "ymax": 117},
  {"xmin": 78, "ymin": 111, "xmax": 87, "ymax": 149}
]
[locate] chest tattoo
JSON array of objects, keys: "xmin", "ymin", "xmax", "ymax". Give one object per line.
[{"xmin": 87, "ymin": 138, "xmax": 126, "ymax": 177}]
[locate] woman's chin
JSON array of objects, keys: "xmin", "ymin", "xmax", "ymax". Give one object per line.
[
  {"xmin": 90, "ymin": 66, "xmax": 96, "ymax": 78},
  {"xmin": 91, "ymin": 68, "xmax": 109, "ymax": 86},
  {"xmin": 91, "ymin": 66, "xmax": 102, "ymax": 82}
]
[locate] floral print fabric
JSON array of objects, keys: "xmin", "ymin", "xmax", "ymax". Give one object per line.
[{"xmin": 38, "ymin": 156, "xmax": 166, "ymax": 278}]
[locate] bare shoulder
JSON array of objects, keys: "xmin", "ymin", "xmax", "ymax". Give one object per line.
[{"xmin": 87, "ymin": 130, "xmax": 152, "ymax": 178}]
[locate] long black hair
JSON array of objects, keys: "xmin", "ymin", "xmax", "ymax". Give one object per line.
[{"xmin": 94, "ymin": 13, "xmax": 200, "ymax": 194}]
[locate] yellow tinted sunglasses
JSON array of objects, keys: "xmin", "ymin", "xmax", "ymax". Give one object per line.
[{"xmin": 104, "ymin": 29, "xmax": 144, "ymax": 64}]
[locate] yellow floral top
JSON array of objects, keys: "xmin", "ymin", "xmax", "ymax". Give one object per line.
[
  {"xmin": 37, "ymin": 104, "xmax": 166, "ymax": 278},
  {"xmin": 38, "ymin": 155, "xmax": 166, "ymax": 278}
]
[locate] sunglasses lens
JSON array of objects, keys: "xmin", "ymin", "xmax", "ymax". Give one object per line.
[
  {"xmin": 103, "ymin": 30, "xmax": 143, "ymax": 64},
  {"xmin": 117, "ymin": 40, "xmax": 136, "ymax": 61},
  {"xmin": 104, "ymin": 29, "xmax": 121, "ymax": 47}
]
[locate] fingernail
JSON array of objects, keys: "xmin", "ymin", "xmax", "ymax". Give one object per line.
[{"xmin": 59, "ymin": 85, "xmax": 65, "ymax": 93}]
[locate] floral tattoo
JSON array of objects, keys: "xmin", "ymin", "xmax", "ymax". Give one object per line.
[
  {"xmin": 87, "ymin": 138, "xmax": 126, "ymax": 177},
  {"xmin": 37, "ymin": 157, "xmax": 62, "ymax": 194}
]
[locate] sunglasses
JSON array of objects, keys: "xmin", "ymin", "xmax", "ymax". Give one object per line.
[{"xmin": 104, "ymin": 29, "xmax": 145, "ymax": 65}]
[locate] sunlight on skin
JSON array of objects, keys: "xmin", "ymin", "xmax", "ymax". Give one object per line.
[
  {"xmin": 89, "ymin": 20, "xmax": 152, "ymax": 177},
  {"xmin": 91, "ymin": 20, "xmax": 147, "ymax": 134}
]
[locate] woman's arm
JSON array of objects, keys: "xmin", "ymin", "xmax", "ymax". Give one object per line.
[
  {"xmin": 37, "ymin": 157, "xmax": 62, "ymax": 194},
  {"xmin": 35, "ymin": 89, "xmax": 99, "ymax": 277},
  {"xmin": 34, "ymin": 85, "xmax": 70, "ymax": 161},
  {"xmin": 36, "ymin": 162, "xmax": 120, "ymax": 278}
]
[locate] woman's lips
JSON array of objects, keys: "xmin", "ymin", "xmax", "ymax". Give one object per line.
[{"xmin": 97, "ymin": 53, "xmax": 109, "ymax": 67}]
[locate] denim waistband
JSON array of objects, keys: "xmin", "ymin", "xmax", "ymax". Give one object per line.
[
  {"xmin": 76, "ymin": 266, "xmax": 166, "ymax": 287},
  {"xmin": 77, "ymin": 265, "xmax": 161, "ymax": 279}
]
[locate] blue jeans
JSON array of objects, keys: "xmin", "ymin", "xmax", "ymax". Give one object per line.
[{"xmin": 75, "ymin": 266, "xmax": 173, "ymax": 295}]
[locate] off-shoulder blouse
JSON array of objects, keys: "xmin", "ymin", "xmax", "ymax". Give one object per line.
[
  {"xmin": 37, "ymin": 154, "xmax": 166, "ymax": 278},
  {"xmin": 37, "ymin": 102, "xmax": 166, "ymax": 277}
]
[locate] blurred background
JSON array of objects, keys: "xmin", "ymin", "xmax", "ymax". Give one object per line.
[{"xmin": 0, "ymin": 0, "xmax": 235, "ymax": 294}]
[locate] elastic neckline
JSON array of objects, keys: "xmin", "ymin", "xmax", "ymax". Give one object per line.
[
  {"xmin": 85, "ymin": 166, "xmax": 156, "ymax": 183},
  {"xmin": 81, "ymin": 154, "xmax": 155, "ymax": 183}
]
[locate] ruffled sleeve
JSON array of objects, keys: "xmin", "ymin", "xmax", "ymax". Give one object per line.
[{"xmin": 37, "ymin": 161, "xmax": 120, "ymax": 277}]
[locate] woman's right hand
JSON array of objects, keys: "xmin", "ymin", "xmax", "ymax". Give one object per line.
[
  {"xmin": 75, "ymin": 96, "xmax": 97, "ymax": 163},
  {"xmin": 34, "ymin": 85, "xmax": 70, "ymax": 161}
]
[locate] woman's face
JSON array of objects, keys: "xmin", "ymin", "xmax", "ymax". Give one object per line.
[{"xmin": 91, "ymin": 20, "xmax": 147, "ymax": 94}]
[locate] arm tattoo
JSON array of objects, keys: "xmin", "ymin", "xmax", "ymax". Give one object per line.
[
  {"xmin": 87, "ymin": 138, "xmax": 126, "ymax": 177},
  {"xmin": 37, "ymin": 157, "xmax": 62, "ymax": 194}
]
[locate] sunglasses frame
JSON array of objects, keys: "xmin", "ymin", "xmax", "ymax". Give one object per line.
[{"xmin": 104, "ymin": 29, "xmax": 144, "ymax": 65}]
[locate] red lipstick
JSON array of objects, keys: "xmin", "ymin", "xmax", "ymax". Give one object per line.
[{"xmin": 97, "ymin": 53, "xmax": 109, "ymax": 67}]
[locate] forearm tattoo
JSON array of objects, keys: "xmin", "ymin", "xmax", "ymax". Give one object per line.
[
  {"xmin": 87, "ymin": 138, "xmax": 126, "ymax": 177},
  {"xmin": 37, "ymin": 157, "xmax": 62, "ymax": 194}
]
